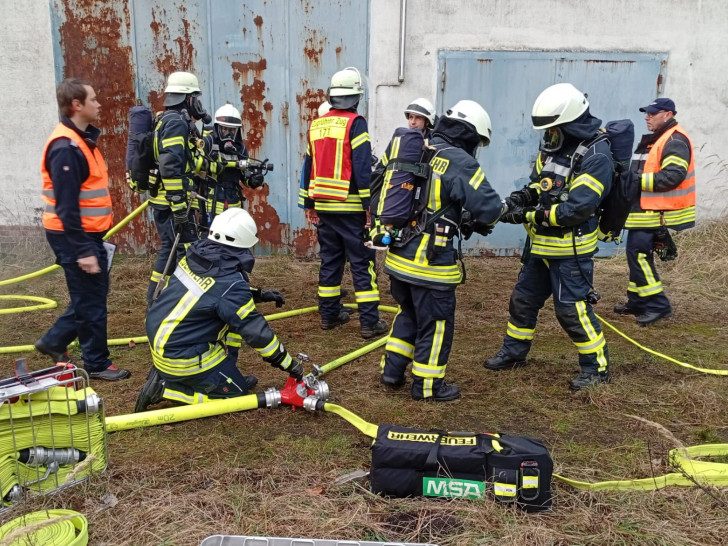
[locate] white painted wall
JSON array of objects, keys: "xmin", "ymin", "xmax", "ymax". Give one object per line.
[
  {"xmin": 0, "ymin": 1, "xmax": 59, "ymax": 226},
  {"xmin": 369, "ymin": 0, "xmax": 728, "ymax": 221}
]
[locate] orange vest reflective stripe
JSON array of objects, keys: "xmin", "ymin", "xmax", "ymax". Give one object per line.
[
  {"xmin": 640, "ymin": 124, "xmax": 695, "ymax": 211},
  {"xmin": 41, "ymin": 123, "xmax": 113, "ymax": 232},
  {"xmin": 308, "ymin": 111, "xmax": 357, "ymax": 201}
]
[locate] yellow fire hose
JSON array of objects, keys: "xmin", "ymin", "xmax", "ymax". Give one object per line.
[
  {"xmin": 0, "ymin": 201, "xmax": 150, "ymax": 315},
  {"xmin": 0, "ymin": 509, "xmax": 88, "ymax": 546}
]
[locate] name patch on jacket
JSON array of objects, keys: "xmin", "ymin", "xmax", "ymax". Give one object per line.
[
  {"xmin": 387, "ymin": 431, "xmax": 476, "ymax": 446},
  {"xmin": 431, "ymin": 157, "xmax": 450, "ymax": 175},
  {"xmin": 175, "ymin": 258, "xmax": 216, "ymax": 296},
  {"xmin": 310, "ymin": 116, "xmax": 349, "ymax": 141}
]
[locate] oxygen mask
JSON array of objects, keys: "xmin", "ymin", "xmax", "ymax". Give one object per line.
[{"xmin": 539, "ymin": 127, "xmax": 564, "ymax": 153}]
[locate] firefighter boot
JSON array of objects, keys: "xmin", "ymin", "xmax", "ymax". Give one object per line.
[
  {"xmin": 134, "ymin": 368, "xmax": 165, "ymax": 412},
  {"xmin": 613, "ymin": 302, "xmax": 642, "ymax": 316},
  {"xmin": 321, "ymin": 310, "xmax": 350, "ymax": 330},
  {"xmin": 484, "ymin": 349, "xmax": 528, "ymax": 371},
  {"xmin": 361, "ymin": 319, "xmax": 389, "ymax": 339},
  {"xmin": 412, "ymin": 382, "xmax": 461, "ymax": 402},
  {"xmin": 569, "ymin": 371, "xmax": 611, "ymax": 391}
]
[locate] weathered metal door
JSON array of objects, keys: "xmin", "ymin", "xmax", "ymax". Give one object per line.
[
  {"xmin": 50, "ymin": 0, "xmax": 370, "ymax": 254},
  {"xmin": 437, "ymin": 50, "xmax": 668, "ymax": 256}
]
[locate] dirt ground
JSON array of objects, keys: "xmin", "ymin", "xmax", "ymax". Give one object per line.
[{"xmin": 1, "ymin": 224, "xmax": 727, "ymax": 545}]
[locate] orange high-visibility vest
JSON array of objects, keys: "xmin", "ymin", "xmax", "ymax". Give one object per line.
[
  {"xmin": 308, "ymin": 111, "xmax": 358, "ymax": 201},
  {"xmin": 640, "ymin": 124, "xmax": 695, "ymax": 211},
  {"xmin": 41, "ymin": 123, "xmax": 113, "ymax": 232}
]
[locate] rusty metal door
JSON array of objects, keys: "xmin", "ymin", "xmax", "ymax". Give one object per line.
[
  {"xmin": 437, "ymin": 50, "xmax": 668, "ymax": 256},
  {"xmin": 49, "ymin": 0, "xmax": 369, "ymax": 254}
]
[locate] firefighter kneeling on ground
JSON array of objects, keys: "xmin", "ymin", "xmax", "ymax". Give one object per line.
[{"xmin": 135, "ymin": 208, "xmax": 300, "ymax": 411}]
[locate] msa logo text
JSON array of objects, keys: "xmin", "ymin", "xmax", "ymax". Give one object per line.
[{"xmin": 423, "ymin": 477, "xmax": 485, "ymax": 499}]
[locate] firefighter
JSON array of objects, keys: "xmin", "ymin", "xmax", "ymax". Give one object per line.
[
  {"xmin": 136, "ymin": 208, "xmax": 299, "ymax": 411},
  {"xmin": 614, "ymin": 98, "xmax": 694, "ymax": 326},
  {"xmin": 146, "ymin": 71, "xmax": 213, "ymax": 305},
  {"xmin": 299, "ymin": 67, "xmax": 387, "ymax": 339},
  {"xmin": 202, "ymin": 103, "xmax": 264, "ymax": 221},
  {"xmin": 372, "ymin": 97, "xmax": 437, "ymax": 182},
  {"xmin": 35, "ymin": 78, "xmax": 130, "ymax": 381},
  {"xmin": 380, "ymin": 100, "xmax": 505, "ymax": 402},
  {"xmin": 404, "ymin": 97, "xmax": 436, "ymax": 138},
  {"xmin": 488, "ymin": 83, "xmax": 612, "ymax": 391}
]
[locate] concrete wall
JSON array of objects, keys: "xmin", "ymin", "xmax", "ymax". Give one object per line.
[
  {"xmin": 369, "ymin": 0, "xmax": 728, "ymax": 221},
  {"xmin": 1, "ymin": 1, "xmax": 59, "ymax": 228}
]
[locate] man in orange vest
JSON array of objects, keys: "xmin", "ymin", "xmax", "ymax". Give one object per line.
[
  {"xmin": 299, "ymin": 67, "xmax": 387, "ymax": 339},
  {"xmin": 614, "ymin": 98, "xmax": 695, "ymax": 326},
  {"xmin": 35, "ymin": 78, "xmax": 131, "ymax": 381}
]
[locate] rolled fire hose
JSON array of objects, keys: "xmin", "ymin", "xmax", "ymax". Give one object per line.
[{"xmin": 0, "ymin": 509, "xmax": 88, "ymax": 546}]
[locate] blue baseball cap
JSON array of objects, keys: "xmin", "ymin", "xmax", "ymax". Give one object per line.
[{"xmin": 639, "ymin": 98, "xmax": 677, "ymax": 115}]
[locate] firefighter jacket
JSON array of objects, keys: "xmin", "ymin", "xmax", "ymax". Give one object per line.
[
  {"xmin": 41, "ymin": 119, "xmax": 113, "ymax": 258},
  {"xmin": 202, "ymin": 128, "xmax": 250, "ymax": 215},
  {"xmin": 625, "ymin": 119, "xmax": 695, "ymax": 230},
  {"xmin": 152, "ymin": 107, "xmax": 204, "ymax": 210},
  {"xmin": 383, "ymin": 117, "xmax": 505, "ymax": 289},
  {"xmin": 525, "ymin": 112, "xmax": 613, "ymax": 258},
  {"xmin": 145, "ymin": 239, "xmax": 295, "ymax": 377},
  {"xmin": 299, "ymin": 108, "xmax": 372, "ymax": 213}
]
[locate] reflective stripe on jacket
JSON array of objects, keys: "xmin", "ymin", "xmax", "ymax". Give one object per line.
[
  {"xmin": 41, "ymin": 123, "xmax": 112, "ymax": 232},
  {"xmin": 525, "ymin": 138, "xmax": 612, "ymax": 258},
  {"xmin": 308, "ymin": 111, "xmax": 357, "ymax": 201},
  {"xmin": 625, "ymin": 124, "xmax": 695, "ymax": 230},
  {"xmin": 146, "ymin": 256, "xmax": 291, "ymax": 377},
  {"xmin": 383, "ymin": 140, "xmax": 504, "ymax": 288}
]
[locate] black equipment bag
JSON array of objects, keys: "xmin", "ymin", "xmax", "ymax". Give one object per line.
[
  {"xmin": 126, "ymin": 105, "xmax": 157, "ymax": 192},
  {"xmin": 370, "ymin": 425, "xmax": 553, "ymax": 512}
]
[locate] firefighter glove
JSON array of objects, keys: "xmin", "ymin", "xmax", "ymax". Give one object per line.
[
  {"xmin": 260, "ymin": 289, "xmax": 285, "ymax": 308},
  {"xmin": 288, "ymin": 359, "xmax": 304, "ymax": 382},
  {"xmin": 499, "ymin": 206, "xmax": 525, "ymax": 224},
  {"xmin": 524, "ymin": 208, "xmax": 550, "ymax": 227},
  {"xmin": 508, "ymin": 186, "xmax": 539, "ymax": 208},
  {"xmin": 167, "ymin": 192, "xmax": 188, "ymax": 226}
]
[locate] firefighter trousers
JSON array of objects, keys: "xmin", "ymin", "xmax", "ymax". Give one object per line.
[
  {"xmin": 382, "ymin": 277, "xmax": 455, "ymax": 398},
  {"xmin": 625, "ymin": 229, "xmax": 672, "ymax": 314},
  {"xmin": 146, "ymin": 205, "xmax": 198, "ymax": 304},
  {"xmin": 500, "ymin": 255, "xmax": 608, "ymax": 374},
  {"xmin": 157, "ymin": 353, "xmax": 250, "ymax": 404},
  {"xmin": 316, "ymin": 212, "xmax": 380, "ymax": 326}
]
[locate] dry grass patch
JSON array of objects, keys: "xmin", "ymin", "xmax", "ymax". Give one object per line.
[{"xmin": 1, "ymin": 221, "xmax": 728, "ymax": 544}]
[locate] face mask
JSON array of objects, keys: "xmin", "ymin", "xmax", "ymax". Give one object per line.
[
  {"xmin": 189, "ymin": 94, "xmax": 211, "ymax": 124},
  {"xmin": 218, "ymin": 125, "xmax": 238, "ymax": 142},
  {"xmin": 539, "ymin": 127, "xmax": 564, "ymax": 153}
]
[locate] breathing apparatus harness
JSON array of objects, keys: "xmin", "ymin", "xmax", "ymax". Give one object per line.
[{"xmin": 531, "ymin": 133, "xmax": 608, "ymax": 305}]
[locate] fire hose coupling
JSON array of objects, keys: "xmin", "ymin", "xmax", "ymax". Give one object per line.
[
  {"xmin": 76, "ymin": 393, "xmax": 101, "ymax": 415},
  {"xmin": 304, "ymin": 375, "xmax": 330, "ymax": 402},
  {"xmin": 303, "ymin": 396, "xmax": 325, "ymax": 413},
  {"xmin": 17, "ymin": 447, "xmax": 86, "ymax": 467},
  {"xmin": 264, "ymin": 387, "xmax": 281, "ymax": 409}
]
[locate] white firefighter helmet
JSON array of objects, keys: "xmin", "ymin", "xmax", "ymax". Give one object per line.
[
  {"xmin": 531, "ymin": 83, "xmax": 589, "ymax": 130},
  {"xmin": 404, "ymin": 98, "xmax": 436, "ymax": 127},
  {"xmin": 208, "ymin": 208, "xmax": 259, "ymax": 249},
  {"xmin": 164, "ymin": 72, "xmax": 201, "ymax": 107},
  {"xmin": 317, "ymin": 101, "xmax": 331, "ymax": 117},
  {"xmin": 214, "ymin": 103, "xmax": 242, "ymax": 141},
  {"xmin": 328, "ymin": 67, "xmax": 364, "ymax": 97},
  {"xmin": 445, "ymin": 100, "xmax": 492, "ymax": 145}
]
